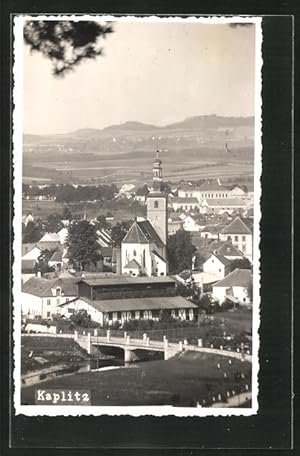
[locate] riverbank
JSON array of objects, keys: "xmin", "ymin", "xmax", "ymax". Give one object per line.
[
  {"xmin": 22, "ymin": 351, "xmax": 251, "ymax": 407},
  {"xmin": 21, "ymin": 335, "xmax": 95, "ymax": 375}
]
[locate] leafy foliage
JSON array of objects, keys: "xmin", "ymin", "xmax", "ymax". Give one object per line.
[
  {"xmin": 167, "ymin": 230, "xmax": 196, "ymax": 273},
  {"xmin": 45, "ymin": 213, "xmax": 64, "ymax": 233},
  {"xmin": 22, "ymin": 220, "xmax": 43, "ymax": 243},
  {"xmin": 229, "ymin": 257, "xmax": 252, "ymax": 272},
  {"xmin": 111, "ymin": 220, "xmax": 133, "ymax": 247},
  {"xmin": 66, "ymin": 220, "xmax": 101, "ymax": 270},
  {"xmin": 24, "ymin": 20, "xmax": 113, "ymax": 76},
  {"xmin": 34, "ymin": 249, "xmax": 56, "ymax": 274}
]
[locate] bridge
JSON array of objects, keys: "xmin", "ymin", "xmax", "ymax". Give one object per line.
[{"xmin": 74, "ymin": 330, "xmax": 252, "ymax": 363}]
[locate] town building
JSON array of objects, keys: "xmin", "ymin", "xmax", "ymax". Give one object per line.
[
  {"xmin": 121, "ymin": 152, "xmax": 168, "ymax": 277},
  {"xmin": 202, "ymin": 253, "xmax": 231, "ymax": 280},
  {"xmin": 21, "ymin": 277, "xmax": 78, "ymax": 319},
  {"xmin": 171, "ymin": 197, "xmax": 199, "ymax": 212},
  {"xmin": 219, "ymin": 217, "xmax": 253, "ymax": 261},
  {"xmin": 58, "ymin": 276, "xmax": 197, "ymax": 326},
  {"xmin": 207, "ymin": 240, "xmax": 244, "ymax": 260},
  {"xmin": 167, "ymin": 213, "xmax": 183, "ymax": 235},
  {"xmin": 212, "ymin": 268, "xmax": 252, "ymax": 304}
]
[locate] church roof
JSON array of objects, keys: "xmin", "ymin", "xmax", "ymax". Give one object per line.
[
  {"xmin": 122, "ymin": 220, "xmax": 164, "ymax": 248},
  {"xmin": 137, "ymin": 220, "xmax": 165, "ymax": 247},
  {"xmin": 152, "ymin": 250, "xmax": 167, "ymax": 263},
  {"xmin": 122, "ymin": 221, "xmax": 149, "ymax": 244}
]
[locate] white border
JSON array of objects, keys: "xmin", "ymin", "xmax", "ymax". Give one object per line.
[{"xmin": 13, "ymin": 15, "xmax": 262, "ymax": 417}]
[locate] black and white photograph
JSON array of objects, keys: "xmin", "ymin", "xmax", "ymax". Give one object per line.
[{"xmin": 13, "ymin": 15, "xmax": 262, "ymax": 416}]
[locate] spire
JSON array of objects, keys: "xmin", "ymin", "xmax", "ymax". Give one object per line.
[{"xmin": 152, "ymin": 150, "xmax": 162, "ymax": 190}]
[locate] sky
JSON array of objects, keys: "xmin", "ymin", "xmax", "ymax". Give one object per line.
[{"xmin": 23, "ymin": 20, "xmax": 257, "ymax": 135}]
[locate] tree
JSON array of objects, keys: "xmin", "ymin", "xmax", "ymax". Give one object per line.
[
  {"xmin": 229, "ymin": 257, "xmax": 252, "ymax": 272},
  {"xmin": 22, "ymin": 220, "xmax": 43, "ymax": 243},
  {"xmin": 45, "ymin": 213, "xmax": 64, "ymax": 233},
  {"xmin": 62, "ymin": 205, "xmax": 72, "ymax": 221},
  {"xmin": 66, "ymin": 220, "xmax": 101, "ymax": 270},
  {"xmin": 24, "ymin": 20, "xmax": 113, "ymax": 76},
  {"xmin": 167, "ymin": 231, "xmax": 196, "ymax": 274},
  {"xmin": 111, "ymin": 220, "xmax": 133, "ymax": 247},
  {"xmin": 34, "ymin": 249, "xmax": 56, "ymax": 274}
]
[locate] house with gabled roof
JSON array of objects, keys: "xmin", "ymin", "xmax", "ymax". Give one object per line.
[
  {"xmin": 21, "ymin": 276, "xmax": 79, "ymax": 319},
  {"xmin": 207, "ymin": 240, "xmax": 244, "ymax": 260},
  {"xmin": 212, "ymin": 268, "xmax": 252, "ymax": 304},
  {"xmin": 202, "ymin": 253, "xmax": 231, "ymax": 280},
  {"xmin": 219, "ymin": 217, "xmax": 253, "ymax": 261}
]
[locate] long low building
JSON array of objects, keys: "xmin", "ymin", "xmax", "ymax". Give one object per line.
[{"xmin": 59, "ymin": 295, "xmax": 197, "ymax": 326}]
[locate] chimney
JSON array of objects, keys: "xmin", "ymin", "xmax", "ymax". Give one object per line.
[{"xmin": 36, "ymin": 270, "xmax": 42, "ymax": 278}]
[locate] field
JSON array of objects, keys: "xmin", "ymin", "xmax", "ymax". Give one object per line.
[
  {"xmin": 22, "ymin": 199, "xmax": 146, "ymax": 222},
  {"xmin": 23, "ymin": 144, "xmax": 254, "ymax": 186},
  {"xmin": 21, "ymin": 351, "xmax": 251, "ymax": 407}
]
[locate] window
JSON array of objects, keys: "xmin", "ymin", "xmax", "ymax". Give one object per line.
[
  {"xmin": 227, "ymin": 236, "xmax": 232, "ymax": 241},
  {"xmin": 66, "ymin": 298, "xmax": 69, "ymax": 302},
  {"xmin": 133, "ymin": 249, "xmax": 136, "ymax": 256},
  {"xmin": 234, "ymin": 236, "xmax": 238, "ymax": 242},
  {"xmin": 47, "ymin": 299, "xmax": 51, "ymax": 305},
  {"xmin": 186, "ymin": 193, "xmax": 188, "ymax": 198},
  {"xmin": 56, "ymin": 287, "xmax": 61, "ymax": 296},
  {"xmin": 154, "ymin": 200, "xmax": 159, "ymax": 208},
  {"xmin": 242, "ymin": 244, "xmax": 246, "ymax": 252},
  {"xmin": 56, "ymin": 298, "xmax": 60, "ymax": 305},
  {"xmin": 47, "ymin": 312, "xmax": 51, "ymax": 318},
  {"xmin": 242, "ymin": 236, "xmax": 246, "ymax": 242}
]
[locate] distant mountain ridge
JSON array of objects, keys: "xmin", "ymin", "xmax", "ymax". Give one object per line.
[{"xmin": 24, "ymin": 115, "xmax": 254, "ymax": 142}]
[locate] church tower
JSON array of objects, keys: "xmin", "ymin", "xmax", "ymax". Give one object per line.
[{"xmin": 146, "ymin": 151, "xmax": 168, "ymax": 246}]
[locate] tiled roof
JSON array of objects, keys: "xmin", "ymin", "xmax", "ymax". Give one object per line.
[
  {"xmin": 205, "ymin": 198, "xmax": 246, "ymax": 206},
  {"xmin": 198, "ymin": 182, "xmax": 228, "ymax": 192},
  {"xmin": 172, "ymin": 197, "xmax": 199, "ymax": 204},
  {"xmin": 100, "ymin": 246, "xmax": 113, "ymax": 257},
  {"xmin": 22, "ymin": 277, "xmax": 78, "ymax": 297},
  {"xmin": 152, "ymin": 250, "xmax": 167, "ymax": 263},
  {"xmin": 212, "ymin": 253, "xmax": 231, "ymax": 266},
  {"xmin": 208, "ymin": 240, "xmax": 243, "ymax": 257},
  {"xmin": 49, "ymin": 251, "xmax": 63, "ymax": 262},
  {"xmin": 137, "ymin": 220, "xmax": 164, "ymax": 247},
  {"xmin": 122, "ymin": 221, "xmax": 149, "ymax": 244},
  {"xmin": 123, "ymin": 259, "xmax": 141, "ymax": 269},
  {"xmin": 221, "ymin": 217, "xmax": 252, "ymax": 235},
  {"xmin": 79, "ymin": 276, "xmax": 175, "ymax": 287},
  {"xmin": 21, "ymin": 259, "xmax": 36, "ymax": 272},
  {"xmin": 201, "ymin": 224, "xmax": 224, "ymax": 234},
  {"xmin": 71, "ymin": 295, "xmax": 197, "ymax": 313},
  {"xmin": 213, "ymin": 268, "xmax": 252, "ymax": 288}
]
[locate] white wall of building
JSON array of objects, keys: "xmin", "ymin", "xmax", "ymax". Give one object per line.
[
  {"xmin": 121, "ymin": 242, "xmax": 151, "ymax": 276},
  {"xmin": 202, "ymin": 255, "xmax": 228, "ymax": 279},
  {"xmin": 212, "ymin": 285, "xmax": 251, "ymax": 304}
]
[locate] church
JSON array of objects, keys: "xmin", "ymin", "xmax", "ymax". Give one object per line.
[{"xmin": 121, "ymin": 152, "xmax": 168, "ymax": 277}]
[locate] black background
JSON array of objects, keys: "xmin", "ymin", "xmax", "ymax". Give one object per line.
[{"xmin": 0, "ymin": 0, "xmax": 296, "ymax": 453}]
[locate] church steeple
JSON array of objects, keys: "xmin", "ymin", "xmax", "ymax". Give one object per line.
[
  {"xmin": 146, "ymin": 151, "xmax": 168, "ymax": 247},
  {"xmin": 152, "ymin": 150, "xmax": 163, "ymax": 190}
]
